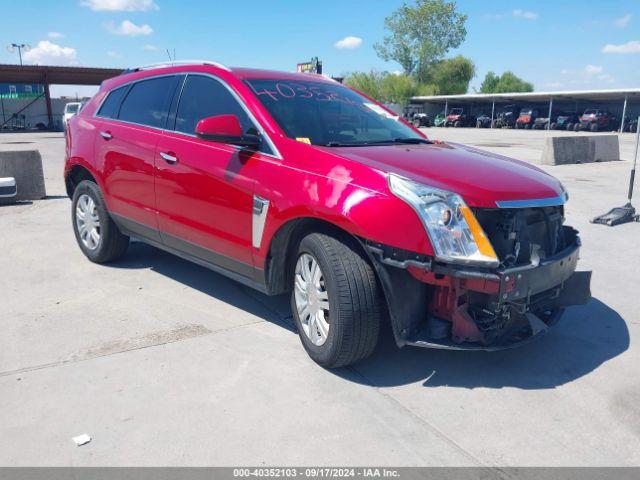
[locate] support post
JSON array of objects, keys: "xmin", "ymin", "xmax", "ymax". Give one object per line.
[
  {"xmin": 490, "ymin": 99, "xmax": 495, "ymax": 128},
  {"xmin": 547, "ymin": 98, "xmax": 554, "ymax": 131},
  {"xmin": 444, "ymin": 100, "xmax": 448, "ymax": 117},
  {"xmin": 620, "ymin": 94, "xmax": 628, "ymax": 133},
  {"xmin": 43, "ymin": 72, "xmax": 53, "ymax": 131}
]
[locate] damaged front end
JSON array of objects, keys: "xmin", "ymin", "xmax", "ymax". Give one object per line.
[{"xmin": 365, "ymin": 205, "xmax": 592, "ymax": 351}]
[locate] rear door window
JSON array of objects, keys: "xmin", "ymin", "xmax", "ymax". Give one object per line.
[{"xmin": 118, "ymin": 76, "xmax": 177, "ymax": 129}]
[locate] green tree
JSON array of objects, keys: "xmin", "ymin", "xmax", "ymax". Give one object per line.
[
  {"xmin": 426, "ymin": 55, "xmax": 475, "ymax": 94},
  {"xmin": 479, "ymin": 71, "xmax": 499, "ymax": 93},
  {"xmin": 374, "ymin": 0, "xmax": 467, "ymax": 80},
  {"xmin": 379, "ymin": 73, "xmax": 418, "ymax": 105},
  {"xmin": 343, "ymin": 71, "xmax": 385, "ymax": 99},
  {"xmin": 479, "ymin": 71, "xmax": 533, "ymax": 93}
]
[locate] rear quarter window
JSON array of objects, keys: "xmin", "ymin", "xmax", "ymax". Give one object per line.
[{"xmin": 96, "ymin": 85, "xmax": 128, "ymax": 119}]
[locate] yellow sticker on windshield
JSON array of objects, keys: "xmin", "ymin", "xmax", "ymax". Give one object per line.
[{"xmin": 296, "ymin": 137, "xmax": 311, "ymax": 144}]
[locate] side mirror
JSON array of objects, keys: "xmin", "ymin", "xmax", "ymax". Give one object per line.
[{"xmin": 195, "ymin": 114, "xmax": 261, "ymax": 150}]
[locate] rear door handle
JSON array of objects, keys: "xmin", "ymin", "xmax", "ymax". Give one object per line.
[
  {"xmin": 99, "ymin": 131, "xmax": 112, "ymax": 140},
  {"xmin": 160, "ymin": 151, "xmax": 178, "ymax": 165}
]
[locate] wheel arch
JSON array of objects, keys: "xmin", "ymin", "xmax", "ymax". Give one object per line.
[
  {"xmin": 65, "ymin": 163, "xmax": 99, "ymax": 198},
  {"xmin": 264, "ymin": 217, "xmax": 373, "ymax": 296}
]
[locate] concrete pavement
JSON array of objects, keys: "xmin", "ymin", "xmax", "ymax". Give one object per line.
[{"xmin": 1, "ymin": 129, "xmax": 639, "ymax": 466}]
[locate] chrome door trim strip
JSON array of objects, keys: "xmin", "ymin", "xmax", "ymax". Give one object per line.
[{"xmin": 252, "ymin": 195, "xmax": 270, "ymax": 249}]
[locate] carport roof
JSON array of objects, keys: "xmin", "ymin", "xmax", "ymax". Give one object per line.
[
  {"xmin": 0, "ymin": 64, "xmax": 123, "ymax": 86},
  {"xmin": 411, "ymin": 88, "xmax": 640, "ymax": 103}
]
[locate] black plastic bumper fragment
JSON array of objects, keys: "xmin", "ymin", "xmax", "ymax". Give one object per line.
[{"xmin": 361, "ymin": 233, "xmax": 591, "ymax": 350}]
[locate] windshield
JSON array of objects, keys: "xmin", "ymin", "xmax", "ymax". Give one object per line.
[
  {"xmin": 245, "ymin": 79, "xmax": 423, "ymax": 146},
  {"xmin": 65, "ymin": 104, "xmax": 79, "ymax": 114},
  {"xmin": 520, "ymin": 109, "xmax": 532, "ymax": 115}
]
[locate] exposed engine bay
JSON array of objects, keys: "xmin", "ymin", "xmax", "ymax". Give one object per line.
[{"xmin": 366, "ymin": 206, "xmax": 592, "ymax": 350}]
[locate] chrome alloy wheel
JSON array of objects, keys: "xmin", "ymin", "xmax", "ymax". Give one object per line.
[
  {"xmin": 75, "ymin": 194, "xmax": 101, "ymax": 250},
  {"xmin": 294, "ymin": 253, "xmax": 331, "ymax": 346}
]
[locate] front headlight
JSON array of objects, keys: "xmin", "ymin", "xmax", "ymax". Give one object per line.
[{"xmin": 388, "ymin": 174, "xmax": 499, "ymax": 267}]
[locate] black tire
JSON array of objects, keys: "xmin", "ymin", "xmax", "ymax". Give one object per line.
[
  {"xmin": 71, "ymin": 180, "xmax": 129, "ymax": 263},
  {"xmin": 454, "ymin": 120, "xmax": 461, "ymax": 128},
  {"xmin": 590, "ymin": 123, "xmax": 598, "ymax": 132},
  {"xmin": 566, "ymin": 123, "xmax": 573, "ymax": 131},
  {"xmin": 290, "ymin": 233, "xmax": 382, "ymax": 368},
  {"xmin": 413, "ymin": 119, "xmax": 421, "ymax": 128},
  {"xmin": 550, "ymin": 122, "xmax": 557, "ymax": 130},
  {"xmin": 574, "ymin": 123, "xmax": 581, "ymax": 132}
]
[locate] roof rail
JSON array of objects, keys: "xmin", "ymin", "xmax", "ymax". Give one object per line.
[{"xmin": 122, "ymin": 60, "xmax": 230, "ymax": 74}]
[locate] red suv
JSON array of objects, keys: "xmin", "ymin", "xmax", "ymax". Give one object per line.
[{"xmin": 64, "ymin": 61, "xmax": 591, "ymax": 368}]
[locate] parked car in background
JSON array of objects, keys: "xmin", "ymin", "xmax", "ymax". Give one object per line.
[
  {"xmin": 532, "ymin": 116, "xmax": 549, "ymax": 130},
  {"xmin": 476, "ymin": 113, "xmax": 492, "ymax": 128},
  {"xmin": 626, "ymin": 117, "xmax": 639, "ymax": 133},
  {"xmin": 492, "ymin": 104, "xmax": 521, "ymax": 129},
  {"xmin": 64, "ymin": 61, "xmax": 590, "ymax": 368},
  {"xmin": 62, "ymin": 102, "xmax": 82, "ymax": 131},
  {"xmin": 433, "ymin": 112, "xmax": 446, "ymax": 127},
  {"xmin": 411, "ymin": 112, "xmax": 431, "ymax": 128},
  {"xmin": 575, "ymin": 109, "xmax": 619, "ymax": 132},
  {"xmin": 444, "ymin": 108, "xmax": 476, "ymax": 127},
  {"xmin": 515, "ymin": 108, "xmax": 538, "ymax": 129},
  {"xmin": 551, "ymin": 112, "xmax": 580, "ymax": 131}
]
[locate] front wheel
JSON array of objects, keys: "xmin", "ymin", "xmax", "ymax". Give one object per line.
[
  {"xmin": 72, "ymin": 180, "xmax": 129, "ymax": 263},
  {"xmin": 290, "ymin": 233, "xmax": 382, "ymax": 368}
]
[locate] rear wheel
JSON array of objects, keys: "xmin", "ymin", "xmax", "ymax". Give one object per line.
[
  {"xmin": 413, "ymin": 119, "xmax": 421, "ymax": 128},
  {"xmin": 72, "ymin": 180, "xmax": 129, "ymax": 263},
  {"xmin": 454, "ymin": 120, "xmax": 461, "ymax": 128},
  {"xmin": 525, "ymin": 123, "xmax": 531, "ymax": 130},
  {"xmin": 574, "ymin": 123, "xmax": 581, "ymax": 132},
  {"xmin": 590, "ymin": 123, "xmax": 599, "ymax": 132},
  {"xmin": 290, "ymin": 233, "xmax": 382, "ymax": 368},
  {"xmin": 550, "ymin": 122, "xmax": 557, "ymax": 130}
]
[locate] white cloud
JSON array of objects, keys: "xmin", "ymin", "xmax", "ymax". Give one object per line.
[
  {"xmin": 597, "ymin": 74, "xmax": 616, "ymax": 83},
  {"xmin": 80, "ymin": 0, "xmax": 158, "ymax": 11},
  {"xmin": 615, "ymin": 13, "xmax": 632, "ymax": 28},
  {"xmin": 512, "ymin": 9, "xmax": 538, "ymax": 20},
  {"xmin": 334, "ymin": 36, "xmax": 363, "ymax": 50},
  {"xmin": 142, "ymin": 44, "xmax": 158, "ymax": 51},
  {"xmin": 23, "ymin": 40, "xmax": 77, "ymax": 66},
  {"xmin": 107, "ymin": 51, "xmax": 121, "ymax": 58},
  {"xmin": 545, "ymin": 81, "xmax": 563, "ymax": 89},
  {"xmin": 106, "ymin": 20, "xmax": 153, "ymax": 36},
  {"xmin": 584, "ymin": 64, "xmax": 603, "ymax": 75},
  {"xmin": 48, "ymin": 32, "xmax": 64, "ymax": 39},
  {"xmin": 602, "ymin": 40, "xmax": 640, "ymax": 54}
]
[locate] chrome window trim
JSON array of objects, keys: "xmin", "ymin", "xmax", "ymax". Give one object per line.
[
  {"xmin": 92, "ymin": 71, "xmax": 282, "ymax": 160},
  {"xmin": 495, "ymin": 192, "xmax": 568, "ymax": 209}
]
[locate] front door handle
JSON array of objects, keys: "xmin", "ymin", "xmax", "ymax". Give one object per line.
[
  {"xmin": 99, "ymin": 131, "xmax": 112, "ymax": 140},
  {"xmin": 159, "ymin": 151, "xmax": 178, "ymax": 165}
]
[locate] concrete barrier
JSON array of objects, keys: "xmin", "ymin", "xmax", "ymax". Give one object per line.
[
  {"xmin": 541, "ymin": 135, "xmax": 620, "ymax": 165},
  {"xmin": 0, "ymin": 150, "xmax": 46, "ymax": 200}
]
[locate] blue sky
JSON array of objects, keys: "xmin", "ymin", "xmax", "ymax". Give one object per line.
[{"xmin": 1, "ymin": 0, "xmax": 639, "ymax": 97}]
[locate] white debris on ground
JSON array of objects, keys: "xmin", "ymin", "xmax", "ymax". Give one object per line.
[{"xmin": 72, "ymin": 434, "xmax": 91, "ymax": 446}]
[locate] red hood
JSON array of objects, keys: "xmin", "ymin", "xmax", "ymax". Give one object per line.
[{"xmin": 316, "ymin": 142, "xmax": 563, "ymax": 208}]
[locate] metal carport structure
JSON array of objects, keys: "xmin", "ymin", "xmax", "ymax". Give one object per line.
[
  {"xmin": 410, "ymin": 88, "xmax": 640, "ymax": 132},
  {"xmin": 0, "ymin": 64, "xmax": 123, "ymax": 130}
]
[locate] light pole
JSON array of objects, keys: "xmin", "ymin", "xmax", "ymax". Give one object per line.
[{"xmin": 6, "ymin": 43, "xmax": 31, "ymax": 66}]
